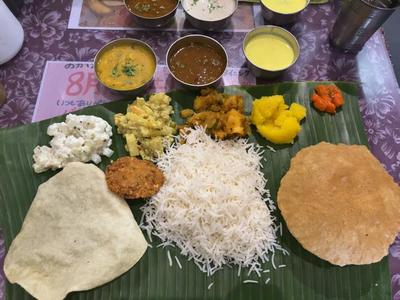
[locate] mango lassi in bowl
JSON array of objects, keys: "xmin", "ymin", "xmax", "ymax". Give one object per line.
[
  {"xmin": 261, "ymin": 0, "xmax": 309, "ymax": 25},
  {"xmin": 243, "ymin": 26, "xmax": 299, "ymax": 79}
]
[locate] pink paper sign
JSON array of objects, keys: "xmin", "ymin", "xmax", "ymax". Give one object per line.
[{"xmin": 33, "ymin": 61, "xmax": 255, "ymax": 122}]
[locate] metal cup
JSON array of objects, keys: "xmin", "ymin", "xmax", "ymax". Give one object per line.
[{"xmin": 330, "ymin": 0, "xmax": 399, "ymax": 53}]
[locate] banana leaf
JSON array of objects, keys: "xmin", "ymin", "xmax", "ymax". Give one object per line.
[{"xmin": 0, "ymin": 82, "xmax": 390, "ymax": 299}]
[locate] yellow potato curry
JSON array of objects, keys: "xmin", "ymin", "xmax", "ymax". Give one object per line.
[
  {"xmin": 251, "ymin": 95, "xmax": 306, "ymax": 144},
  {"xmin": 96, "ymin": 42, "xmax": 156, "ymax": 91}
]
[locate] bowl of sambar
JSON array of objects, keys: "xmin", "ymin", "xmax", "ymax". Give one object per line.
[{"xmin": 94, "ymin": 38, "xmax": 157, "ymax": 94}]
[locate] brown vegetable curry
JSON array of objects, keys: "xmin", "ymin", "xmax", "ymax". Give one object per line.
[
  {"xmin": 180, "ymin": 89, "xmax": 249, "ymax": 139},
  {"xmin": 169, "ymin": 42, "xmax": 226, "ymax": 85},
  {"xmin": 126, "ymin": 0, "xmax": 178, "ymax": 18}
]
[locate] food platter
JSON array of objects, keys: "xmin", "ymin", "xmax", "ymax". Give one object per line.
[{"xmin": 0, "ymin": 82, "xmax": 391, "ymax": 299}]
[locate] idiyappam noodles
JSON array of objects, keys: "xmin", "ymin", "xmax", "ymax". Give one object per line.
[{"xmin": 140, "ymin": 128, "xmax": 282, "ymax": 276}]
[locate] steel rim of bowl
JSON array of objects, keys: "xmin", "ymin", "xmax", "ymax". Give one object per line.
[
  {"xmin": 94, "ymin": 38, "xmax": 157, "ymax": 92},
  {"xmin": 242, "ymin": 25, "xmax": 300, "ymax": 73},
  {"xmin": 260, "ymin": 0, "xmax": 310, "ymax": 16},
  {"xmin": 181, "ymin": 0, "xmax": 238, "ymax": 22},
  {"xmin": 166, "ymin": 34, "xmax": 228, "ymax": 88},
  {"xmin": 123, "ymin": 0, "xmax": 180, "ymax": 20}
]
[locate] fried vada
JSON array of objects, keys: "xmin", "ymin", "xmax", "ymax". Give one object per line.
[{"xmin": 106, "ymin": 157, "xmax": 164, "ymax": 199}]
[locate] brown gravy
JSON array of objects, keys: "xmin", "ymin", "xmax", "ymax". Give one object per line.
[
  {"xmin": 126, "ymin": 0, "xmax": 178, "ymax": 18},
  {"xmin": 169, "ymin": 42, "xmax": 226, "ymax": 85}
]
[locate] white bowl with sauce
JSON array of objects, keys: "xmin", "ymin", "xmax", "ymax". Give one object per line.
[
  {"xmin": 261, "ymin": 0, "xmax": 309, "ymax": 25},
  {"xmin": 181, "ymin": 0, "xmax": 238, "ymax": 31},
  {"xmin": 243, "ymin": 26, "xmax": 300, "ymax": 79}
]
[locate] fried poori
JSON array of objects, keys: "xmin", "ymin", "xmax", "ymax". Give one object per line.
[
  {"xmin": 278, "ymin": 142, "xmax": 400, "ymax": 266},
  {"xmin": 106, "ymin": 156, "xmax": 164, "ymax": 199}
]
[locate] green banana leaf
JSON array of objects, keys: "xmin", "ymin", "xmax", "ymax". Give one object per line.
[{"xmin": 0, "ymin": 82, "xmax": 390, "ymax": 299}]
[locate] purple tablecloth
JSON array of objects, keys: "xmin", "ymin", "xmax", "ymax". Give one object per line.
[{"xmin": 1, "ymin": 0, "xmax": 400, "ymax": 299}]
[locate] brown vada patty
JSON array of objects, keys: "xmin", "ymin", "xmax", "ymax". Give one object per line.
[{"xmin": 105, "ymin": 156, "xmax": 164, "ymax": 199}]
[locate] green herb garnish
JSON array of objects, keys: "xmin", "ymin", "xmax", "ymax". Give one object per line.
[
  {"xmin": 122, "ymin": 64, "xmax": 137, "ymax": 76},
  {"xmin": 111, "ymin": 65, "xmax": 120, "ymax": 77}
]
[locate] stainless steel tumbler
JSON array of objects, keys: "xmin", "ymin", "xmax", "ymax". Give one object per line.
[{"xmin": 330, "ymin": 0, "xmax": 399, "ymax": 53}]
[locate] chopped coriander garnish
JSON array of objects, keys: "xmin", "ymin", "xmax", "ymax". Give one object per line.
[
  {"xmin": 111, "ymin": 65, "xmax": 120, "ymax": 77},
  {"xmin": 122, "ymin": 64, "xmax": 137, "ymax": 76}
]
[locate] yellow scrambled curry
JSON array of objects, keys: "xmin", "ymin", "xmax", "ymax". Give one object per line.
[{"xmin": 114, "ymin": 93, "xmax": 176, "ymax": 160}]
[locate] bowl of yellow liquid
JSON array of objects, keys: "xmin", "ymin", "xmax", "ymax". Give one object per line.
[
  {"xmin": 94, "ymin": 38, "xmax": 157, "ymax": 94},
  {"xmin": 243, "ymin": 26, "xmax": 300, "ymax": 79},
  {"xmin": 261, "ymin": 0, "xmax": 309, "ymax": 25}
]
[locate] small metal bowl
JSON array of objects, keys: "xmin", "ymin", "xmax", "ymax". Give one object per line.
[
  {"xmin": 166, "ymin": 34, "xmax": 228, "ymax": 89},
  {"xmin": 94, "ymin": 38, "xmax": 157, "ymax": 95},
  {"xmin": 124, "ymin": 0, "xmax": 179, "ymax": 28},
  {"xmin": 243, "ymin": 26, "xmax": 300, "ymax": 79},
  {"xmin": 181, "ymin": 0, "xmax": 238, "ymax": 31},
  {"xmin": 261, "ymin": 0, "xmax": 309, "ymax": 25}
]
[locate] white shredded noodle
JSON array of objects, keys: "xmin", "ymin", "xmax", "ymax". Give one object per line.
[
  {"xmin": 140, "ymin": 128, "xmax": 281, "ymax": 276},
  {"xmin": 243, "ymin": 280, "xmax": 258, "ymax": 284}
]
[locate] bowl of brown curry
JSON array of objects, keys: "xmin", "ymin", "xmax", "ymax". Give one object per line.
[
  {"xmin": 124, "ymin": 0, "xmax": 179, "ymax": 27},
  {"xmin": 166, "ymin": 34, "xmax": 228, "ymax": 88}
]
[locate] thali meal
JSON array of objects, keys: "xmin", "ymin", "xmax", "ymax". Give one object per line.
[
  {"xmin": 141, "ymin": 127, "xmax": 281, "ymax": 275},
  {"xmin": 180, "ymin": 89, "xmax": 249, "ymax": 139},
  {"xmin": 278, "ymin": 142, "xmax": 400, "ymax": 266},
  {"xmin": 125, "ymin": 0, "xmax": 178, "ymax": 18},
  {"xmin": 251, "ymin": 95, "xmax": 306, "ymax": 144},
  {"xmin": 114, "ymin": 93, "xmax": 176, "ymax": 160},
  {"xmin": 32, "ymin": 114, "xmax": 113, "ymax": 173},
  {"xmin": 311, "ymin": 84, "xmax": 345, "ymax": 113},
  {"xmin": 261, "ymin": 0, "xmax": 308, "ymax": 14},
  {"xmin": 181, "ymin": 0, "xmax": 237, "ymax": 21},
  {"xmin": 106, "ymin": 156, "xmax": 165, "ymax": 199},
  {"xmin": 95, "ymin": 39, "xmax": 156, "ymax": 91},
  {"xmin": 4, "ymin": 162, "xmax": 147, "ymax": 299}
]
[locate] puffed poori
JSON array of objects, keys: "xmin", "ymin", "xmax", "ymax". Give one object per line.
[
  {"xmin": 106, "ymin": 156, "xmax": 164, "ymax": 199},
  {"xmin": 278, "ymin": 142, "xmax": 400, "ymax": 266}
]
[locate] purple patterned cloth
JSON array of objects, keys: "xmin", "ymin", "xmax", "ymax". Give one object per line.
[{"xmin": 0, "ymin": 0, "xmax": 400, "ymax": 299}]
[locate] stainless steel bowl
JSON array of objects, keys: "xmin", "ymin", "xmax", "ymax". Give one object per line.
[
  {"xmin": 94, "ymin": 38, "xmax": 157, "ymax": 95},
  {"xmin": 181, "ymin": 0, "xmax": 238, "ymax": 31},
  {"xmin": 124, "ymin": 0, "xmax": 179, "ymax": 28},
  {"xmin": 166, "ymin": 34, "xmax": 228, "ymax": 89},
  {"xmin": 261, "ymin": 0, "xmax": 309, "ymax": 25},
  {"xmin": 243, "ymin": 26, "xmax": 300, "ymax": 79}
]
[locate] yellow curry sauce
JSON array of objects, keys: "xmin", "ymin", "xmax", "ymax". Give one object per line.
[{"xmin": 96, "ymin": 42, "xmax": 156, "ymax": 91}]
